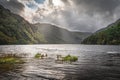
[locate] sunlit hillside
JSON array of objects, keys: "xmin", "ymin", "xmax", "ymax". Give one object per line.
[
  {"xmin": 0, "ymin": 5, "xmax": 46, "ymax": 44},
  {"xmin": 82, "ymin": 19, "xmax": 120, "ymax": 45}
]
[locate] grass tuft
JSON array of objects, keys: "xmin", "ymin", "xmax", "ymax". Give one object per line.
[
  {"xmin": 34, "ymin": 53, "xmax": 42, "ymax": 58},
  {"xmin": 0, "ymin": 54, "xmax": 24, "ymax": 64},
  {"xmin": 34, "ymin": 53, "xmax": 47, "ymax": 59},
  {"xmin": 62, "ymin": 54, "xmax": 78, "ymax": 62}
]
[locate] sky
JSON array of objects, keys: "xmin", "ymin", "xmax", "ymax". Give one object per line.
[{"xmin": 0, "ymin": 0, "xmax": 120, "ymax": 32}]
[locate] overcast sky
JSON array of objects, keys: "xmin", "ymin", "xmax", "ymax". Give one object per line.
[{"xmin": 0, "ymin": 0, "xmax": 120, "ymax": 32}]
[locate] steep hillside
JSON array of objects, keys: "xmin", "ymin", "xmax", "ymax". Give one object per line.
[
  {"xmin": 0, "ymin": 5, "xmax": 46, "ymax": 44},
  {"xmin": 0, "ymin": 4, "xmax": 91, "ymax": 44},
  {"xmin": 82, "ymin": 19, "xmax": 120, "ymax": 45},
  {"xmin": 34, "ymin": 23, "xmax": 91, "ymax": 44}
]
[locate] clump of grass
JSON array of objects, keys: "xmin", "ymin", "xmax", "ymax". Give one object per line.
[
  {"xmin": 34, "ymin": 53, "xmax": 42, "ymax": 58},
  {"xmin": 34, "ymin": 53, "xmax": 47, "ymax": 59},
  {"xmin": 0, "ymin": 58, "xmax": 23, "ymax": 64},
  {"xmin": 0, "ymin": 54, "xmax": 24, "ymax": 64},
  {"xmin": 62, "ymin": 54, "xmax": 78, "ymax": 62}
]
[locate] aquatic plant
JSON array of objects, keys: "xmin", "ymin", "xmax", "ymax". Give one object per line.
[
  {"xmin": 62, "ymin": 54, "xmax": 78, "ymax": 62},
  {"xmin": 34, "ymin": 53, "xmax": 42, "ymax": 58},
  {"xmin": 0, "ymin": 54, "xmax": 24, "ymax": 64},
  {"xmin": 34, "ymin": 53, "xmax": 48, "ymax": 59}
]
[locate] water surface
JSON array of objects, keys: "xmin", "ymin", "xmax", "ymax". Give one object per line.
[{"xmin": 0, "ymin": 44, "xmax": 120, "ymax": 80}]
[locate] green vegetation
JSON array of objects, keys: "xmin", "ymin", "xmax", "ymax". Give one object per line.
[
  {"xmin": 0, "ymin": 58, "xmax": 23, "ymax": 64},
  {"xmin": 62, "ymin": 54, "xmax": 78, "ymax": 62},
  {"xmin": 56, "ymin": 54, "xmax": 78, "ymax": 62},
  {"xmin": 34, "ymin": 53, "xmax": 42, "ymax": 58},
  {"xmin": 0, "ymin": 54, "xmax": 24, "ymax": 64},
  {"xmin": 0, "ymin": 5, "xmax": 46, "ymax": 45},
  {"xmin": 82, "ymin": 19, "xmax": 120, "ymax": 45},
  {"xmin": 34, "ymin": 53, "xmax": 47, "ymax": 59},
  {"xmin": 0, "ymin": 4, "xmax": 91, "ymax": 44}
]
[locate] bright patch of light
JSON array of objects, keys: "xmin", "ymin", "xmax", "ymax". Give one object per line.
[
  {"xmin": 52, "ymin": 0, "xmax": 64, "ymax": 7},
  {"xmin": 18, "ymin": 0, "xmax": 66, "ymax": 23}
]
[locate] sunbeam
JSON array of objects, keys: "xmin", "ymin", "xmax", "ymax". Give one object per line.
[{"xmin": 1, "ymin": 0, "xmax": 120, "ymax": 32}]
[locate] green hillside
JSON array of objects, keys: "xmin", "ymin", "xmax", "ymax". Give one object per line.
[
  {"xmin": 0, "ymin": 4, "xmax": 91, "ymax": 44},
  {"xmin": 82, "ymin": 19, "xmax": 120, "ymax": 45},
  {"xmin": 0, "ymin": 5, "xmax": 46, "ymax": 44}
]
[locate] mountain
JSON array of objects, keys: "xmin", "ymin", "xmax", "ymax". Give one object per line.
[
  {"xmin": 0, "ymin": 4, "xmax": 91, "ymax": 44},
  {"xmin": 0, "ymin": 5, "xmax": 46, "ymax": 44},
  {"xmin": 34, "ymin": 23, "xmax": 91, "ymax": 44},
  {"xmin": 82, "ymin": 19, "xmax": 120, "ymax": 45}
]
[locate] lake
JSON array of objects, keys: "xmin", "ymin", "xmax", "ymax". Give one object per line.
[{"xmin": 0, "ymin": 44, "xmax": 120, "ymax": 80}]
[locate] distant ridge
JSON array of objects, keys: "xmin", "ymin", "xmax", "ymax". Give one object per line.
[
  {"xmin": 0, "ymin": 4, "xmax": 91, "ymax": 44},
  {"xmin": 34, "ymin": 23, "xmax": 91, "ymax": 44},
  {"xmin": 82, "ymin": 19, "xmax": 120, "ymax": 45}
]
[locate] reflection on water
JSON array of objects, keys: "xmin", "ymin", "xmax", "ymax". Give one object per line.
[{"xmin": 0, "ymin": 44, "xmax": 120, "ymax": 80}]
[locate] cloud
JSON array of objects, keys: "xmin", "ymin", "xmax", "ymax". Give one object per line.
[
  {"xmin": 60, "ymin": 0, "xmax": 120, "ymax": 31},
  {"xmin": 74, "ymin": 0, "xmax": 120, "ymax": 14},
  {"xmin": 0, "ymin": 0, "xmax": 24, "ymax": 14},
  {"xmin": 35, "ymin": 0, "xmax": 45, "ymax": 4},
  {"xmin": 1, "ymin": 0, "xmax": 120, "ymax": 32}
]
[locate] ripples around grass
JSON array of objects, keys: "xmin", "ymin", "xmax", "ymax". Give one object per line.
[{"xmin": 0, "ymin": 45, "xmax": 120, "ymax": 80}]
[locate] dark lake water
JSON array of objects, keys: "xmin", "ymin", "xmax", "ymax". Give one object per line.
[{"xmin": 0, "ymin": 44, "xmax": 120, "ymax": 80}]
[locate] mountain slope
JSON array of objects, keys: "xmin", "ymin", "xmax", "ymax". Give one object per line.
[
  {"xmin": 34, "ymin": 23, "xmax": 91, "ymax": 44},
  {"xmin": 0, "ymin": 5, "xmax": 46, "ymax": 44},
  {"xmin": 82, "ymin": 19, "xmax": 120, "ymax": 45},
  {"xmin": 0, "ymin": 4, "xmax": 91, "ymax": 44}
]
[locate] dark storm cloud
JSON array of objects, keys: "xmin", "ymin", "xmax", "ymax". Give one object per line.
[
  {"xmin": 0, "ymin": 0, "xmax": 24, "ymax": 14},
  {"xmin": 0, "ymin": 0, "xmax": 120, "ymax": 32},
  {"xmin": 61, "ymin": 0, "xmax": 69, "ymax": 4},
  {"xmin": 74, "ymin": 0, "xmax": 120, "ymax": 15},
  {"xmin": 60, "ymin": 0, "xmax": 120, "ymax": 32}
]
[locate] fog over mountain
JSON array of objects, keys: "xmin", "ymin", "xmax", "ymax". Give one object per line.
[{"xmin": 0, "ymin": 0, "xmax": 120, "ymax": 32}]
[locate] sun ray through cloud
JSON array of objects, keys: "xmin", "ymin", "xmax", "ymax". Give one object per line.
[{"xmin": 1, "ymin": 0, "xmax": 120, "ymax": 32}]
